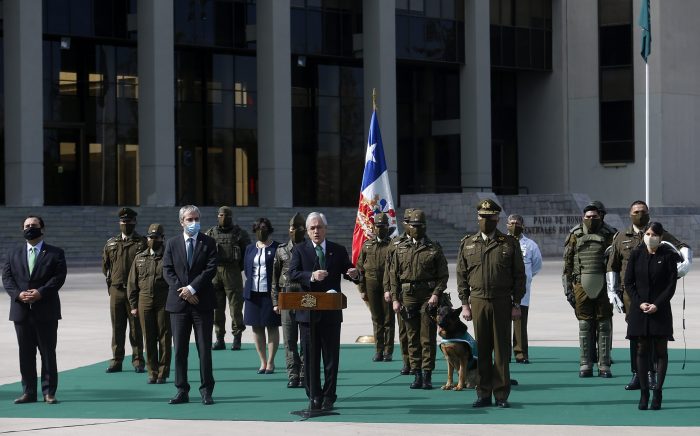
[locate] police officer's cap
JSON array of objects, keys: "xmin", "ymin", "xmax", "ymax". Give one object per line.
[
  {"xmin": 402, "ymin": 208, "xmax": 414, "ymax": 223},
  {"xmin": 118, "ymin": 207, "xmax": 137, "ymax": 220},
  {"xmin": 589, "ymin": 200, "xmax": 606, "ymax": 215},
  {"xmin": 146, "ymin": 223, "xmax": 164, "ymax": 238},
  {"xmin": 289, "ymin": 212, "xmax": 305, "ymax": 227},
  {"xmin": 374, "ymin": 212, "xmax": 389, "ymax": 226},
  {"xmin": 407, "ymin": 209, "xmax": 426, "ymax": 226},
  {"xmin": 218, "ymin": 206, "xmax": 233, "ymax": 215},
  {"xmin": 476, "ymin": 199, "xmax": 501, "ymax": 216}
]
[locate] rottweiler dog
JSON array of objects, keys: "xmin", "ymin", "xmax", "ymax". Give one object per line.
[{"xmin": 435, "ymin": 306, "xmax": 477, "ymax": 391}]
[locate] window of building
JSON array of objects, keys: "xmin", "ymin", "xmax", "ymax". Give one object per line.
[
  {"xmin": 599, "ymin": 0, "xmax": 634, "ymax": 164},
  {"xmin": 490, "ymin": 0, "xmax": 552, "ymax": 71},
  {"xmin": 174, "ymin": 0, "xmax": 256, "ymax": 49},
  {"xmin": 395, "ymin": 0, "xmax": 465, "ymax": 63},
  {"xmin": 43, "ymin": 0, "xmax": 135, "ymax": 39},
  {"xmin": 291, "ymin": 0, "xmax": 362, "ymax": 57}
]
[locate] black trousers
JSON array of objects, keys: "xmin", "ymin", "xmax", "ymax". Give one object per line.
[
  {"xmin": 14, "ymin": 316, "xmax": 58, "ymax": 397},
  {"xmin": 170, "ymin": 308, "xmax": 215, "ymax": 397},
  {"xmin": 299, "ymin": 319, "xmax": 341, "ymax": 403}
]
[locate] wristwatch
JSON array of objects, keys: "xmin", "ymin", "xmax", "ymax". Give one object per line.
[{"xmin": 512, "ymin": 302, "xmax": 521, "ymax": 309}]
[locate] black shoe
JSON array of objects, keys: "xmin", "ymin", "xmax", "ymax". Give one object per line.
[
  {"xmin": 648, "ymin": 371, "xmax": 657, "ymax": 391},
  {"xmin": 202, "ymin": 394, "xmax": 214, "ymax": 405},
  {"xmin": 168, "ymin": 392, "xmax": 189, "ymax": 404},
  {"xmin": 135, "ymin": 366, "xmax": 146, "ymax": 373},
  {"xmin": 410, "ymin": 372, "xmax": 423, "ymax": 389},
  {"xmin": 105, "ymin": 364, "xmax": 122, "ymax": 373},
  {"xmin": 650, "ymin": 389, "xmax": 662, "ymax": 410},
  {"xmin": 495, "ymin": 400, "xmax": 510, "ymax": 408},
  {"xmin": 287, "ymin": 378, "xmax": 300, "ymax": 388},
  {"xmin": 212, "ymin": 339, "xmax": 226, "ymax": 350},
  {"xmin": 625, "ymin": 373, "xmax": 640, "ymax": 390},
  {"xmin": 383, "ymin": 354, "xmax": 393, "ymax": 362},
  {"xmin": 14, "ymin": 393, "xmax": 37, "ymax": 404},
  {"xmin": 156, "ymin": 378, "xmax": 166, "ymax": 384},
  {"xmin": 400, "ymin": 364, "xmax": 411, "ymax": 375},
  {"xmin": 231, "ymin": 334, "xmax": 242, "ymax": 350},
  {"xmin": 598, "ymin": 369, "xmax": 612, "ymax": 378},
  {"xmin": 308, "ymin": 398, "xmax": 322, "ymax": 411},
  {"xmin": 472, "ymin": 397, "xmax": 493, "ymax": 408},
  {"xmin": 639, "ymin": 389, "xmax": 650, "ymax": 410},
  {"xmin": 579, "ymin": 369, "xmax": 593, "ymax": 378},
  {"xmin": 147, "ymin": 378, "xmax": 156, "ymax": 384},
  {"xmin": 321, "ymin": 398, "xmax": 335, "ymax": 411},
  {"xmin": 515, "ymin": 358, "xmax": 530, "ymax": 364},
  {"xmin": 422, "ymin": 371, "xmax": 433, "ymax": 390},
  {"xmin": 372, "ymin": 352, "xmax": 383, "ymax": 362},
  {"xmin": 43, "ymin": 394, "xmax": 58, "ymax": 404}
]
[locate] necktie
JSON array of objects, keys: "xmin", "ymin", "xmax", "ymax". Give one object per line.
[
  {"xmin": 186, "ymin": 238, "xmax": 194, "ymax": 267},
  {"xmin": 315, "ymin": 245, "xmax": 326, "ymax": 269},
  {"xmin": 28, "ymin": 247, "xmax": 37, "ymax": 274}
]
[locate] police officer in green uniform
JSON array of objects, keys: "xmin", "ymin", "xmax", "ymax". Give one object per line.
[
  {"xmin": 127, "ymin": 224, "xmax": 171, "ymax": 384},
  {"xmin": 103, "ymin": 207, "xmax": 147, "ymax": 373},
  {"xmin": 389, "ymin": 209, "xmax": 448, "ymax": 390},
  {"xmin": 271, "ymin": 213, "xmax": 306, "ymax": 388},
  {"xmin": 457, "ymin": 199, "xmax": 525, "ymax": 408},
  {"xmin": 563, "ymin": 203, "xmax": 615, "ymax": 378},
  {"xmin": 384, "ymin": 208, "xmax": 413, "ymax": 375},
  {"xmin": 356, "ymin": 212, "xmax": 395, "ymax": 362},
  {"xmin": 206, "ymin": 206, "xmax": 251, "ymax": 350},
  {"xmin": 607, "ymin": 200, "xmax": 692, "ymax": 390}
]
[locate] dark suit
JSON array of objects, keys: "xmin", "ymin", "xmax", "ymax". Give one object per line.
[
  {"xmin": 289, "ymin": 239, "xmax": 354, "ymax": 404},
  {"xmin": 2, "ymin": 242, "xmax": 67, "ymax": 398},
  {"xmin": 163, "ymin": 233, "xmax": 218, "ymax": 397}
]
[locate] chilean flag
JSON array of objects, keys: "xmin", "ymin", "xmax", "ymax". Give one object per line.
[{"xmin": 351, "ymin": 109, "xmax": 398, "ymax": 265}]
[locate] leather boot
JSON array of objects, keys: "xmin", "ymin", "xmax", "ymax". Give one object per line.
[
  {"xmin": 231, "ymin": 334, "xmax": 242, "ymax": 350},
  {"xmin": 639, "ymin": 389, "xmax": 649, "ymax": 410},
  {"xmin": 422, "ymin": 370, "xmax": 433, "ymax": 390},
  {"xmin": 625, "ymin": 372, "xmax": 640, "ymax": 390},
  {"xmin": 648, "ymin": 371, "xmax": 657, "ymax": 391},
  {"xmin": 650, "ymin": 389, "xmax": 662, "ymax": 410},
  {"xmin": 409, "ymin": 371, "xmax": 423, "ymax": 389},
  {"xmin": 212, "ymin": 338, "xmax": 226, "ymax": 350}
]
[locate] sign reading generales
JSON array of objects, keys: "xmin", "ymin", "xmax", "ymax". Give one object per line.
[{"xmin": 523, "ymin": 215, "xmax": 582, "ymax": 236}]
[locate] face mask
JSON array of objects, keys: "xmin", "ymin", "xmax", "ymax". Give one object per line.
[
  {"xmin": 376, "ymin": 227, "xmax": 389, "ymax": 240},
  {"xmin": 256, "ymin": 229, "xmax": 270, "ymax": 242},
  {"xmin": 218, "ymin": 215, "xmax": 232, "ymax": 228},
  {"xmin": 148, "ymin": 239, "xmax": 163, "ymax": 251},
  {"xmin": 582, "ymin": 218, "xmax": 602, "ymax": 233},
  {"xmin": 644, "ymin": 234, "xmax": 661, "ymax": 250},
  {"xmin": 479, "ymin": 218, "xmax": 498, "ymax": 234},
  {"xmin": 120, "ymin": 223, "xmax": 135, "ymax": 236},
  {"xmin": 631, "ymin": 212, "xmax": 650, "ymax": 228},
  {"xmin": 185, "ymin": 222, "xmax": 200, "ymax": 236},
  {"xmin": 406, "ymin": 226, "xmax": 425, "ymax": 240},
  {"xmin": 507, "ymin": 224, "xmax": 523, "ymax": 237},
  {"xmin": 24, "ymin": 227, "xmax": 43, "ymax": 241},
  {"xmin": 289, "ymin": 227, "xmax": 305, "ymax": 243}
]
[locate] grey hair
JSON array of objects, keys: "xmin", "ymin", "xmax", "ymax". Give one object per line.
[
  {"xmin": 306, "ymin": 212, "xmax": 328, "ymax": 228},
  {"xmin": 179, "ymin": 205, "xmax": 201, "ymax": 222},
  {"xmin": 507, "ymin": 214, "xmax": 524, "ymax": 225}
]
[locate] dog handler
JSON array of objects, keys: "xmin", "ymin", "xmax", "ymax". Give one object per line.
[{"xmin": 457, "ymin": 199, "xmax": 526, "ymax": 408}]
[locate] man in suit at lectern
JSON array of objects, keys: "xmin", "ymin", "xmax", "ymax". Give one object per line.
[{"xmin": 289, "ymin": 212, "xmax": 359, "ymax": 412}]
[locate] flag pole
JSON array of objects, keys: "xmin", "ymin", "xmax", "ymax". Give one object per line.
[
  {"xmin": 372, "ymin": 88, "xmax": 377, "ymax": 111},
  {"xmin": 645, "ymin": 61, "xmax": 649, "ymax": 206}
]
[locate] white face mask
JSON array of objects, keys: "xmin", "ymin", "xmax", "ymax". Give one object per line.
[{"xmin": 644, "ymin": 234, "xmax": 661, "ymax": 250}]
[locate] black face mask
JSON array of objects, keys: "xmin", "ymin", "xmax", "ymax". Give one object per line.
[
  {"xmin": 256, "ymin": 229, "xmax": 270, "ymax": 242},
  {"xmin": 583, "ymin": 217, "xmax": 602, "ymax": 233},
  {"xmin": 120, "ymin": 223, "xmax": 135, "ymax": 236},
  {"xmin": 376, "ymin": 226, "xmax": 389, "ymax": 240},
  {"xmin": 507, "ymin": 224, "xmax": 523, "ymax": 237},
  {"xmin": 289, "ymin": 227, "xmax": 305, "ymax": 243},
  {"xmin": 479, "ymin": 218, "xmax": 498, "ymax": 234},
  {"xmin": 218, "ymin": 215, "xmax": 233, "ymax": 228},
  {"xmin": 406, "ymin": 225, "xmax": 426, "ymax": 240},
  {"xmin": 148, "ymin": 239, "xmax": 163, "ymax": 251},
  {"xmin": 24, "ymin": 227, "xmax": 43, "ymax": 241},
  {"xmin": 631, "ymin": 212, "xmax": 650, "ymax": 228}
]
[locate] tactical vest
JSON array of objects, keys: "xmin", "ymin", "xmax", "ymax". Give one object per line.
[
  {"xmin": 209, "ymin": 227, "xmax": 243, "ymax": 264},
  {"xmin": 573, "ymin": 230, "xmax": 607, "ymax": 297}
]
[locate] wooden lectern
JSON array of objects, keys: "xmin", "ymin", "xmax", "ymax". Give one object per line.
[{"xmin": 278, "ymin": 291, "xmax": 347, "ymax": 419}]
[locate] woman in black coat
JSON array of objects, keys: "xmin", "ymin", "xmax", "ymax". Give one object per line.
[{"xmin": 624, "ymin": 221, "xmax": 681, "ymax": 410}]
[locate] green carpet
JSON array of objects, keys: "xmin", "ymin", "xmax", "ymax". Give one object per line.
[{"xmin": 1, "ymin": 345, "xmax": 699, "ymax": 425}]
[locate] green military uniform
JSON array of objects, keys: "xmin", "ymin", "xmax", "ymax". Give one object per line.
[
  {"xmin": 271, "ymin": 213, "xmax": 306, "ymax": 387},
  {"xmin": 389, "ymin": 210, "xmax": 448, "ymax": 389},
  {"xmin": 563, "ymin": 205, "xmax": 615, "ymax": 376},
  {"xmin": 206, "ymin": 206, "xmax": 251, "ymax": 350},
  {"xmin": 102, "ymin": 207, "xmax": 147, "ymax": 371},
  {"xmin": 127, "ymin": 223, "xmax": 171, "ymax": 382},
  {"xmin": 457, "ymin": 199, "xmax": 526, "ymax": 405},
  {"xmin": 383, "ymin": 209, "xmax": 414, "ymax": 374},
  {"xmin": 607, "ymin": 220, "xmax": 688, "ymax": 384},
  {"xmin": 356, "ymin": 213, "xmax": 395, "ymax": 361}
]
